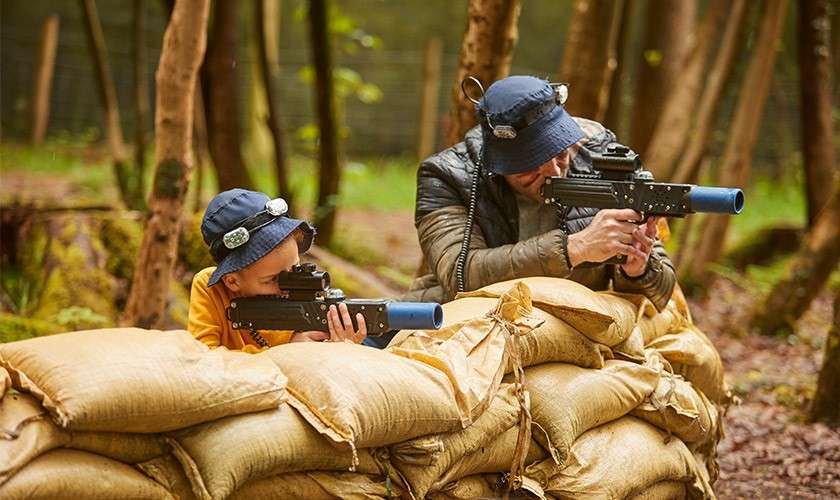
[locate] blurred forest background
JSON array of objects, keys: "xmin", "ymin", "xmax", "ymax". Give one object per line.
[{"xmin": 0, "ymin": 0, "xmax": 838, "ymax": 496}]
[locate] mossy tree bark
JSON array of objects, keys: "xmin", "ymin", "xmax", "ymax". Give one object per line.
[
  {"xmin": 201, "ymin": 0, "xmax": 254, "ymax": 192},
  {"xmin": 811, "ymin": 289, "xmax": 840, "ymax": 425},
  {"xmin": 559, "ymin": 0, "xmax": 624, "ymax": 122},
  {"xmin": 798, "ymin": 0, "xmax": 837, "ymax": 227},
  {"xmin": 445, "ymin": 0, "xmax": 521, "ymax": 147},
  {"xmin": 123, "ymin": 0, "xmax": 210, "ymax": 329}
]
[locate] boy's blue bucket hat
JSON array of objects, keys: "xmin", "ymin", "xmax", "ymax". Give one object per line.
[
  {"xmin": 201, "ymin": 189, "xmax": 315, "ymax": 286},
  {"xmin": 477, "ymin": 75, "xmax": 585, "ymax": 175}
]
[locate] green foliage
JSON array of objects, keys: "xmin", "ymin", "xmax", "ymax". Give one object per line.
[
  {"xmin": 0, "ymin": 313, "xmax": 61, "ymax": 343},
  {"xmin": 52, "ymin": 306, "xmax": 110, "ymax": 331}
]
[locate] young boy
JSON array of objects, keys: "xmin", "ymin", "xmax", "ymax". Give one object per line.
[{"xmin": 188, "ymin": 189, "xmax": 367, "ymax": 353}]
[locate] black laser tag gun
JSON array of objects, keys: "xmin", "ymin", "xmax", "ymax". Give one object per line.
[
  {"xmin": 226, "ymin": 263, "xmax": 443, "ymax": 337},
  {"xmin": 540, "ymin": 144, "xmax": 744, "ymax": 264}
]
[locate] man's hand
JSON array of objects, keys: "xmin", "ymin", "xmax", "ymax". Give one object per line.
[
  {"xmin": 620, "ymin": 217, "xmax": 658, "ymax": 277},
  {"xmin": 326, "ymin": 303, "xmax": 367, "ymax": 343},
  {"xmin": 566, "ymin": 209, "xmax": 650, "ymax": 267}
]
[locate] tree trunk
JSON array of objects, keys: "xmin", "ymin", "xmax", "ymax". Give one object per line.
[
  {"xmin": 671, "ymin": 0, "xmax": 750, "ymax": 185},
  {"xmin": 308, "ymin": 0, "xmax": 341, "ymax": 246},
  {"xmin": 603, "ymin": 0, "xmax": 634, "ymax": 136},
  {"xmin": 201, "ymin": 0, "xmax": 254, "ymax": 192},
  {"xmin": 192, "ymin": 80, "xmax": 210, "ymax": 214},
  {"xmin": 123, "ymin": 0, "xmax": 210, "ymax": 329},
  {"xmin": 811, "ymin": 289, "xmax": 840, "ymax": 425},
  {"xmin": 255, "ymin": 0, "xmax": 293, "ymax": 209},
  {"xmin": 80, "ymin": 0, "xmax": 143, "ymax": 210},
  {"xmin": 629, "ymin": 0, "xmax": 696, "ymax": 157},
  {"xmin": 643, "ymin": 0, "xmax": 729, "ymax": 179},
  {"xmin": 799, "ymin": 0, "xmax": 837, "ymax": 227},
  {"xmin": 445, "ymin": 0, "xmax": 521, "ymax": 146},
  {"xmin": 559, "ymin": 0, "xmax": 624, "ymax": 122},
  {"xmin": 30, "ymin": 14, "xmax": 59, "ymax": 146},
  {"xmin": 133, "ymin": 0, "xmax": 149, "ymax": 208},
  {"xmin": 417, "ymin": 36, "xmax": 443, "ymax": 161},
  {"xmin": 685, "ymin": 0, "xmax": 788, "ymax": 281},
  {"xmin": 751, "ymin": 182, "xmax": 840, "ymax": 336}
]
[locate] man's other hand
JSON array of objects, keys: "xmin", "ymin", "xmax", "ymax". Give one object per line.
[{"xmin": 620, "ymin": 217, "xmax": 658, "ymax": 277}]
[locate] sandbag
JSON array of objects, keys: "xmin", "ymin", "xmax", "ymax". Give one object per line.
[
  {"xmin": 647, "ymin": 325, "xmax": 730, "ymax": 404},
  {"xmin": 457, "ymin": 277, "xmax": 638, "ymax": 346},
  {"xmin": 631, "ymin": 364, "xmax": 719, "ymax": 445},
  {"xmin": 0, "ymin": 367, "xmax": 9, "ymax": 399},
  {"xmin": 433, "ymin": 426, "xmax": 549, "ymax": 491},
  {"xmin": 0, "ymin": 449, "xmax": 174, "ymax": 499},
  {"xmin": 427, "ymin": 475, "xmax": 498, "ymax": 500},
  {"xmin": 0, "ymin": 392, "xmax": 168, "ymax": 485},
  {"xmin": 520, "ymin": 358, "xmax": 660, "ymax": 467},
  {"xmin": 388, "ymin": 283, "xmax": 537, "ymax": 427},
  {"xmin": 431, "ymin": 296, "xmax": 610, "ymax": 370},
  {"xmin": 138, "ymin": 454, "xmax": 198, "ymax": 500},
  {"xmin": 231, "ymin": 471, "xmax": 401, "ymax": 500},
  {"xmin": 393, "ymin": 384, "xmax": 520, "ymax": 498},
  {"xmin": 261, "ymin": 341, "xmax": 464, "ymax": 454},
  {"xmin": 629, "ymin": 481, "xmax": 688, "ymax": 499},
  {"xmin": 524, "ymin": 417, "xmax": 714, "ymax": 499},
  {"xmin": 0, "ymin": 328, "xmax": 287, "ymax": 432},
  {"xmin": 606, "ymin": 292, "xmax": 690, "ymax": 346},
  {"xmin": 166, "ymin": 403, "xmax": 391, "ymax": 500}
]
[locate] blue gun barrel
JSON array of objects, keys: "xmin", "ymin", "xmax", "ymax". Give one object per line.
[
  {"xmin": 386, "ymin": 302, "xmax": 444, "ymax": 330},
  {"xmin": 688, "ymin": 187, "xmax": 744, "ymax": 214}
]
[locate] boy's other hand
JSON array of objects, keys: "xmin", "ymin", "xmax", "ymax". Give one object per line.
[{"xmin": 327, "ymin": 303, "xmax": 367, "ymax": 344}]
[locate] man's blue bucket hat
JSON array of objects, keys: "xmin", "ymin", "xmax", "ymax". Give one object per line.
[
  {"xmin": 201, "ymin": 189, "xmax": 315, "ymax": 286},
  {"xmin": 477, "ymin": 75, "xmax": 585, "ymax": 175}
]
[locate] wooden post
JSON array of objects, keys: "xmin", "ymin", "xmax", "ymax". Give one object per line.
[
  {"xmin": 417, "ymin": 36, "xmax": 442, "ymax": 161},
  {"xmin": 31, "ymin": 14, "xmax": 60, "ymax": 146}
]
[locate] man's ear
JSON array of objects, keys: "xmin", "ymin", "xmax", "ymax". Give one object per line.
[{"xmin": 221, "ymin": 273, "xmax": 241, "ymax": 293}]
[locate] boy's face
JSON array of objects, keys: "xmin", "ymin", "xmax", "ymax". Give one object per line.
[{"xmin": 221, "ymin": 238, "xmax": 300, "ymax": 296}]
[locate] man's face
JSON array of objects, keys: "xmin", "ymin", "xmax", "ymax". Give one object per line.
[
  {"xmin": 503, "ymin": 149, "xmax": 572, "ymax": 202},
  {"xmin": 221, "ymin": 238, "xmax": 300, "ymax": 296}
]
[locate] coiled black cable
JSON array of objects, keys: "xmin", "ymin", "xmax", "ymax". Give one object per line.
[{"xmin": 455, "ymin": 153, "xmax": 483, "ymax": 293}]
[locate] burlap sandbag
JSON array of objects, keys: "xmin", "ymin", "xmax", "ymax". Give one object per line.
[
  {"xmin": 261, "ymin": 340, "xmax": 467, "ymax": 455},
  {"xmin": 631, "ymin": 365, "xmax": 719, "ymax": 445},
  {"xmin": 427, "ymin": 475, "xmax": 498, "ymax": 500},
  {"xmin": 456, "ymin": 277, "xmax": 637, "ymax": 346},
  {"xmin": 432, "ymin": 426, "xmax": 549, "ymax": 491},
  {"xmin": 521, "ymin": 358, "xmax": 660, "ymax": 467},
  {"xmin": 429, "ymin": 296, "xmax": 610, "ymax": 370},
  {"xmin": 138, "ymin": 454, "xmax": 198, "ymax": 500},
  {"xmin": 166, "ymin": 403, "xmax": 391, "ymax": 500},
  {"xmin": 0, "ymin": 367, "xmax": 9, "ymax": 399},
  {"xmin": 393, "ymin": 384, "xmax": 520, "ymax": 498},
  {"xmin": 525, "ymin": 417, "xmax": 714, "ymax": 499},
  {"xmin": 647, "ymin": 325, "xmax": 730, "ymax": 404},
  {"xmin": 0, "ymin": 449, "xmax": 174, "ymax": 499},
  {"xmin": 231, "ymin": 471, "xmax": 402, "ymax": 500},
  {"xmin": 606, "ymin": 292, "xmax": 691, "ymax": 346},
  {"xmin": 0, "ymin": 328, "xmax": 287, "ymax": 432},
  {"xmin": 0, "ymin": 392, "xmax": 168, "ymax": 485},
  {"xmin": 629, "ymin": 481, "xmax": 688, "ymax": 499}
]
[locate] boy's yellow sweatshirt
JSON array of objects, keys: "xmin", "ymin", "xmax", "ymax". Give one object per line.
[{"xmin": 188, "ymin": 267, "xmax": 293, "ymax": 353}]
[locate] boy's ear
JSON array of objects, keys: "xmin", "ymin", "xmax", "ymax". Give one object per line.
[{"xmin": 221, "ymin": 273, "xmax": 241, "ymax": 293}]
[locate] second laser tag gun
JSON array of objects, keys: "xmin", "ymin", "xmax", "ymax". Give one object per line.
[
  {"xmin": 226, "ymin": 263, "xmax": 443, "ymax": 336},
  {"xmin": 540, "ymin": 144, "xmax": 745, "ymax": 218}
]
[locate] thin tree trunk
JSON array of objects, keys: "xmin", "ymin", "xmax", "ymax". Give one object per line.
[
  {"xmin": 308, "ymin": 0, "xmax": 341, "ymax": 246},
  {"xmin": 80, "ymin": 0, "xmax": 141, "ymax": 209},
  {"xmin": 751, "ymin": 181, "xmax": 840, "ymax": 336},
  {"xmin": 445, "ymin": 0, "xmax": 521, "ymax": 146},
  {"xmin": 811, "ymin": 289, "xmax": 840, "ymax": 425},
  {"xmin": 255, "ymin": 0, "xmax": 293, "ymax": 209},
  {"xmin": 560, "ymin": 0, "xmax": 624, "ymax": 122},
  {"xmin": 122, "ymin": 0, "xmax": 210, "ymax": 328},
  {"xmin": 643, "ymin": 0, "xmax": 729, "ymax": 179},
  {"xmin": 201, "ymin": 0, "xmax": 254, "ymax": 192},
  {"xmin": 603, "ymin": 0, "xmax": 634, "ymax": 136},
  {"xmin": 192, "ymin": 80, "xmax": 210, "ymax": 214},
  {"xmin": 799, "ymin": 0, "xmax": 837, "ymax": 227},
  {"xmin": 417, "ymin": 36, "xmax": 443, "ymax": 161},
  {"xmin": 31, "ymin": 14, "xmax": 59, "ymax": 146},
  {"xmin": 671, "ymin": 0, "xmax": 750, "ymax": 185},
  {"xmin": 133, "ymin": 0, "xmax": 149, "ymax": 208},
  {"xmin": 629, "ymin": 0, "xmax": 696, "ymax": 157},
  {"xmin": 686, "ymin": 0, "xmax": 788, "ymax": 281}
]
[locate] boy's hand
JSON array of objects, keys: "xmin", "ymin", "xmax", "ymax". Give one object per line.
[{"xmin": 326, "ymin": 303, "xmax": 367, "ymax": 344}]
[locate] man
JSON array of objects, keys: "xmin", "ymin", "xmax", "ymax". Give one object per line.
[{"xmin": 405, "ymin": 75, "xmax": 675, "ymax": 310}]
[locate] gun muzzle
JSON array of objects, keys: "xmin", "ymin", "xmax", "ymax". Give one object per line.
[
  {"xmin": 687, "ymin": 187, "xmax": 744, "ymax": 214},
  {"xmin": 386, "ymin": 302, "xmax": 444, "ymax": 330}
]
